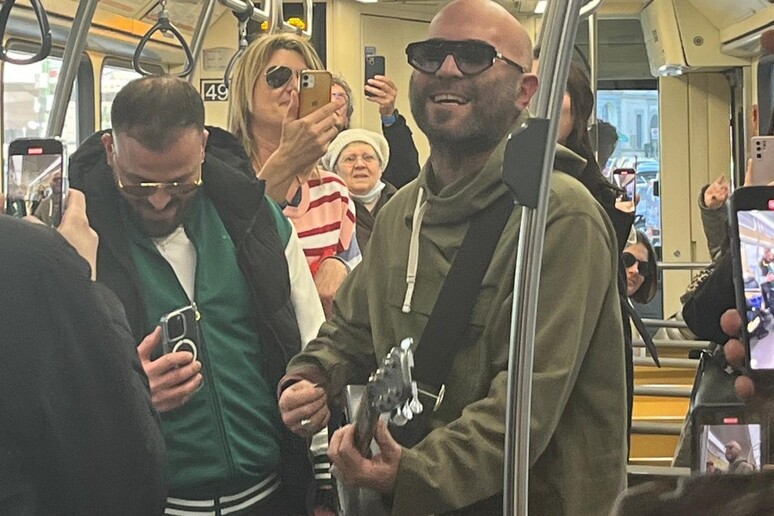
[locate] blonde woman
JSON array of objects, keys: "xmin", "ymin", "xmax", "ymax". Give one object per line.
[{"xmin": 230, "ymin": 34, "xmax": 360, "ymax": 319}]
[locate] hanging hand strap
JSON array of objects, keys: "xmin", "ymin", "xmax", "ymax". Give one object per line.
[
  {"xmin": 133, "ymin": 0, "xmax": 194, "ymax": 77},
  {"xmin": 0, "ymin": 0, "xmax": 52, "ymax": 65}
]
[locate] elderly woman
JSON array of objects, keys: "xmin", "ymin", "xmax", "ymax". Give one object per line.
[
  {"xmin": 322, "ymin": 128, "xmax": 396, "ymax": 252},
  {"xmin": 229, "ymin": 33, "xmax": 359, "ymax": 319}
]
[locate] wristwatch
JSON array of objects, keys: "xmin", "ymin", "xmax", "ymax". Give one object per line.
[{"xmin": 381, "ymin": 109, "xmax": 398, "ymax": 127}]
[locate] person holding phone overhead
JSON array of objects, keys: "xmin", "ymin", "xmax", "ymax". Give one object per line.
[
  {"xmin": 229, "ymin": 33, "xmax": 361, "ymax": 320},
  {"xmin": 330, "ymin": 72, "xmax": 421, "ymax": 190}
]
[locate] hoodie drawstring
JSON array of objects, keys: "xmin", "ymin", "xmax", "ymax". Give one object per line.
[{"xmin": 402, "ymin": 187, "xmax": 427, "ymax": 313}]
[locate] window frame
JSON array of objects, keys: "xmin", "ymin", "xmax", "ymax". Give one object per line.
[{"xmin": 2, "ymin": 39, "xmax": 94, "ymax": 143}]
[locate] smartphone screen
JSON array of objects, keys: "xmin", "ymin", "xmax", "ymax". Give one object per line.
[
  {"xmin": 612, "ymin": 168, "xmax": 636, "ymax": 201},
  {"xmin": 365, "ymin": 55, "xmax": 385, "ymax": 97},
  {"xmin": 692, "ymin": 404, "xmax": 763, "ymax": 474},
  {"xmin": 697, "ymin": 420, "xmax": 761, "ymax": 474},
  {"xmin": 4, "ymin": 138, "xmax": 66, "ymax": 227},
  {"xmin": 730, "ymin": 188, "xmax": 774, "ymax": 371}
]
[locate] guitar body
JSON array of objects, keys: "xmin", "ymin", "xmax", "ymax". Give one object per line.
[{"xmin": 337, "ymin": 483, "xmax": 390, "ymax": 516}]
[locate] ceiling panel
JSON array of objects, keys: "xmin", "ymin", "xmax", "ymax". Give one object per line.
[
  {"xmin": 686, "ymin": 0, "xmax": 773, "ymax": 28},
  {"xmin": 97, "ymin": 0, "xmax": 227, "ymax": 34}
]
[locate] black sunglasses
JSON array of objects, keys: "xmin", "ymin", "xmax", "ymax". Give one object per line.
[
  {"xmin": 265, "ymin": 65, "xmax": 301, "ymax": 89},
  {"xmin": 622, "ymin": 252, "xmax": 655, "ymax": 278},
  {"xmin": 405, "ymin": 39, "xmax": 526, "ymax": 76}
]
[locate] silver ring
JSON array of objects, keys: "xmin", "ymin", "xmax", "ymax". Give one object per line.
[{"xmin": 300, "ymin": 418, "xmax": 312, "ymax": 430}]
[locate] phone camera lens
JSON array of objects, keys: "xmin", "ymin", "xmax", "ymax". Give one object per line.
[{"xmin": 168, "ymin": 314, "xmax": 185, "ymax": 340}]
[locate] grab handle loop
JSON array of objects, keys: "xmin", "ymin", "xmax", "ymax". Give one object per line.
[
  {"xmin": 0, "ymin": 0, "xmax": 52, "ymax": 65},
  {"xmin": 224, "ymin": 5, "xmax": 252, "ymax": 88},
  {"xmin": 133, "ymin": 0, "xmax": 194, "ymax": 77}
]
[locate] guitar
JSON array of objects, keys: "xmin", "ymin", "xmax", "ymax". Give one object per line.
[{"xmin": 337, "ymin": 338, "xmax": 423, "ymax": 516}]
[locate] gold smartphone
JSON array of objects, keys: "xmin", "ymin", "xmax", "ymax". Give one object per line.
[{"xmin": 298, "ymin": 70, "xmax": 332, "ymax": 118}]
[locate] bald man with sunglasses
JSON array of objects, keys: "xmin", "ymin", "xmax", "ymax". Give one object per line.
[
  {"xmin": 278, "ymin": 0, "xmax": 627, "ymax": 514},
  {"xmin": 68, "ymin": 76, "xmax": 326, "ymax": 515}
]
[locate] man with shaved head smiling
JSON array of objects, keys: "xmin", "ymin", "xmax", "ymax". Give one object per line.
[{"xmin": 278, "ymin": 0, "xmax": 627, "ymax": 514}]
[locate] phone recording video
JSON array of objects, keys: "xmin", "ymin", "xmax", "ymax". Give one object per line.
[
  {"xmin": 3, "ymin": 138, "xmax": 66, "ymax": 227},
  {"xmin": 612, "ymin": 168, "xmax": 636, "ymax": 202},
  {"xmin": 730, "ymin": 187, "xmax": 774, "ymax": 371},
  {"xmin": 692, "ymin": 404, "xmax": 761, "ymax": 474}
]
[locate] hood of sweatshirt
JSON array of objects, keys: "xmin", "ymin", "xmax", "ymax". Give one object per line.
[
  {"xmin": 397, "ymin": 117, "xmax": 586, "ymax": 313},
  {"xmin": 406, "ymin": 121, "xmax": 586, "ymax": 227}
]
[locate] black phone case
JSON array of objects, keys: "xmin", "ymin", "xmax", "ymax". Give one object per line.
[{"xmin": 365, "ymin": 56, "xmax": 385, "ymax": 97}]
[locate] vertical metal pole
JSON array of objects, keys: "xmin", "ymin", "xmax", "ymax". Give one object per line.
[
  {"xmin": 728, "ymin": 68, "xmax": 750, "ymax": 188},
  {"xmin": 588, "ymin": 12, "xmax": 599, "ymax": 161},
  {"xmin": 503, "ymin": 0, "xmax": 591, "ymax": 514},
  {"xmin": 187, "ymin": 0, "xmax": 219, "ymax": 82},
  {"xmin": 46, "ymin": 0, "xmax": 99, "ymax": 138}
]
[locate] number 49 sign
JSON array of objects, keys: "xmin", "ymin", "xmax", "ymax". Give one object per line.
[{"xmin": 201, "ymin": 80, "xmax": 229, "ymax": 102}]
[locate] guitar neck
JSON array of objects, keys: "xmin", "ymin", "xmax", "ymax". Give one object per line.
[{"xmin": 353, "ymin": 390, "xmax": 381, "ymax": 457}]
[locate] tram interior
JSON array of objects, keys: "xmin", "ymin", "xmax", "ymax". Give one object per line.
[{"xmin": 4, "ymin": 0, "xmax": 774, "ymax": 496}]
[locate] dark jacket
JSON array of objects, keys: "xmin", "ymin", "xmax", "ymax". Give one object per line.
[
  {"xmin": 68, "ymin": 127, "xmax": 311, "ymax": 505},
  {"xmin": 683, "ymin": 252, "xmax": 734, "ymax": 346},
  {"xmin": 354, "ymin": 181, "xmax": 398, "ymax": 253},
  {"xmin": 382, "ymin": 112, "xmax": 421, "ymax": 189},
  {"xmin": 0, "ymin": 216, "xmax": 166, "ymax": 515}
]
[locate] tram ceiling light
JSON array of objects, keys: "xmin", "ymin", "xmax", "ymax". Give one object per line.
[
  {"xmin": 355, "ymin": 0, "xmax": 379, "ymax": 3},
  {"xmin": 534, "ymin": 0, "xmax": 547, "ymax": 14},
  {"xmin": 657, "ymin": 64, "xmax": 687, "ymax": 77}
]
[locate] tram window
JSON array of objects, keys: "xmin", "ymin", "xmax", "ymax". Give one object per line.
[
  {"xmin": 101, "ymin": 62, "xmax": 142, "ymax": 130},
  {"xmin": 598, "ymin": 88, "xmax": 661, "ymax": 249},
  {"xmin": 2, "ymin": 51, "xmax": 83, "ymax": 157}
]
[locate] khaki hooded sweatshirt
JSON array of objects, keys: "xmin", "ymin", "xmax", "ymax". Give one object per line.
[{"xmin": 286, "ymin": 130, "xmax": 627, "ymax": 516}]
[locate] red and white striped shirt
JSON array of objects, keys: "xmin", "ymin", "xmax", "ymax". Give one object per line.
[{"xmin": 283, "ymin": 171, "xmax": 361, "ymax": 275}]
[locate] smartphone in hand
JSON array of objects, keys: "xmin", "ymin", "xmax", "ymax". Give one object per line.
[
  {"xmin": 365, "ymin": 55, "xmax": 385, "ymax": 97},
  {"xmin": 3, "ymin": 138, "xmax": 67, "ymax": 227},
  {"xmin": 298, "ymin": 70, "xmax": 332, "ymax": 118},
  {"xmin": 160, "ymin": 304, "xmax": 201, "ymax": 361},
  {"xmin": 612, "ymin": 167, "xmax": 636, "ymax": 202},
  {"xmin": 750, "ymin": 136, "xmax": 774, "ymax": 186},
  {"xmin": 729, "ymin": 186, "xmax": 774, "ymax": 373}
]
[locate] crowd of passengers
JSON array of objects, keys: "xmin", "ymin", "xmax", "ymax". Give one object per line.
[{"xmin": 2, "ymin": 0, "xmax": 770, "ymax": 514}]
